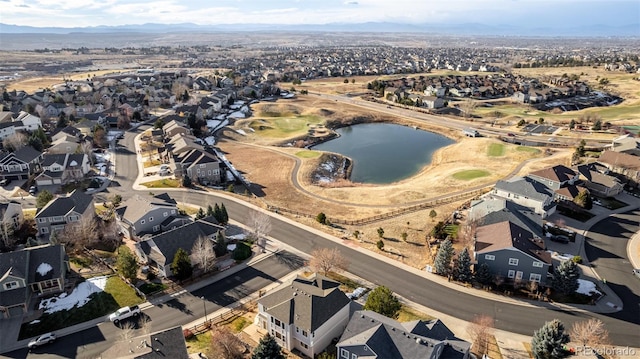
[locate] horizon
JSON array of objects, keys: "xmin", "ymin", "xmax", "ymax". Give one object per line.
[{"xmin": 1, "ymin": 0, "xmax": 639, "ymax": 33}]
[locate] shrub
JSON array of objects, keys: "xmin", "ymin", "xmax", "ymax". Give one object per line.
[
  {"xmin": 571, "ymin": 255, "xmax": 583, "ymax": 264},
  {"xmin": 183, "ymin": 328, "xmax": 194, "ymax": 339},
  {"xmin": 232, "ymin": 242, "xmax": 252, "ymax": 261},
  {"xmin": 146, "ymin": 272, "xmax": 157, "ymax": 281},
  {"xmin": 316, "ymin": 212, "xmax": 327, "ymax": 225},
  {"xmin": 376, "ymin": 240, "xmax": 384, "ymax": 251}
]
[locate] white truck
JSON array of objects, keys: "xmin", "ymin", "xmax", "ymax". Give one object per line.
[{"xmin": 108, "ymin": 305, "xmax": 140, "ymax": 324}]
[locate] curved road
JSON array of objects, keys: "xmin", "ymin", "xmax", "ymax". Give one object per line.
[{"xmin": 97, "ymin": 128, "xmax": 640, "ymax": 346}]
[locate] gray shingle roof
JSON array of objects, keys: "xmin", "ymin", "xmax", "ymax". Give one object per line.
[
  {"xmin": 475, "ymin": 221, "xmax": 551, "ymax": 264},
  {"xmin": 28, "ymin": 244, "xmax": 66, "ymax": 283},
  {"xmin": 36, "ymin": 189, "xmax": 94, "ymax": 218},
  {"xmin": 494, "ymin": 176, "xmax": 553, "ymax": 202},
  {"xmin": 13, "ymin": 145, "xmax": 41, "ymax": 163},
  {"xmin": 117, "ymin": 193, "xmax": 177, "ymax": 224},
  {"xmin": 337, "ymin": 310, "xmax": 470, "ymax": 359},
  {"xmin": 259, "ymin": 273, "xmax": 350, "ymax": 332}
]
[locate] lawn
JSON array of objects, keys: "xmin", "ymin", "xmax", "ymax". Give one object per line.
[
  {"xmin": 327, "ymin": 272, "xmax": 361, "ymax": 292},
  {"xmin": 229, "ymin": 316, "xmax": 250, "ymax": 333},
  {"xmin": 185, "ymin": 330, "xmax": 212, "ymax": 356},
  {"xmin": 248, "ymin": 114, "xmax": 323, "ymax": 138},
  {"xmin": 143, "ymin": 159, "xmax": 162, "ymax": 168},
  {"xmin": 452, "ymin": 169, "xmax": 491, "ymax": 180},
  {"xmin": 178, "ymin": 204, "xmax": 200, "ymax": 216},
  {"xmin": 444, "ymin": 224, "xmax": 459, "ymax": 238},
  {"xmin": 139, "ymin": 282, "xmax": 167, "ymax": 295},
  {"xmin": 600, "ymin": 197, "xmax": 627, "ymax": 210},
  {"xmin": 295, "ymin": 150, "xmax": 321, "ymax": 158},
  {"xmin": 105, "ymin": 276, "xmax": 144, "ymax": 307},
  {"xmin": 396, "ymin": 305, "xmax": 434, "ymax": 322},
  {"xmin": 487, "ymin": 143, "xmax": 506, "ymax": 157},
  {"xmin": 515, "ymin": 146, "xmax": 541, "ymax": 154},
  {"xmin": 141, "ymin": 178, "xmax": 181, "ymax": 188}
]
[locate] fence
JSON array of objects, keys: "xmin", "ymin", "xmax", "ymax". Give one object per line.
[
  {"xmin": 183, "ymin": 301, "xmax": 257, "ymax": 336},
  {"xmin": 268, "ymin": 187, "xmax": 489, "ymax": 226}
]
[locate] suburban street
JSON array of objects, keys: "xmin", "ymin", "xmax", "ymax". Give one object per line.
[{"xmin": 4, "ymin": 252, "xmax": 302, "ymax": 359}]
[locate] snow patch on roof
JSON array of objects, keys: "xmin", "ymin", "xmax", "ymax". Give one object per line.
[{"xmin": 36, "ymin": 262, "xmax": 53, "ymax": 276}]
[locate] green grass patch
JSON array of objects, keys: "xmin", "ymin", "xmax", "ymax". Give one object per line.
[
  {"xmin": 295, "ymin": 150, "xmax": 321, "ymax": 158},
  {"xmin": 139, "ymin": 282, "xmax": 167, "ymax": 295},
  {"xmin": 515, "ymin": 146, "xmax": 541, "ymax": 154},
  {"xmin": 229, "ymin": 316, "xmax": 250, "ymax": 333},
  {"xmin": 141, "ymin": 178, "xmax": 181, "ymax": 188},
  {"xmin": 104, "ymin": 276, "xmax": 144, "ymax": 307},
  {"xmin": 70, "ymin": 255, "xmax": 93, "ymax": 268},
  {"xmin": 444, "ymin": 224, "xmax": 459, "ymax": 237},
  {"xmin": 143, "ymin": 159, "xmax": 162, "ymax": 168},
  {"xmin": 600, "ymin": 197, "xmax": 627, "ymax": 210},
  {"xmin": 397, "ymin": 305, "xmax": 434, "ymax": 322},
  {"xmin": 452, "ymin": 169, "xmax": 490, "ymax": 181},
  {"xmin": 249, "ymin": 115, "xmax": 323, "ymax": 138},
  {"xmin": 487, "ymin": 143, "xmax": 505, "ymax": 157},
  {"xmin": 19, "ymin": 291, "xmax": 121, "ymax": 340},
  {"xmin": 185, "ymin": 330, "xmax": 212, "ymax": 355},
  {"xmin": 326, "ymin": 272, "xmax": 361, "ymax": 292}
]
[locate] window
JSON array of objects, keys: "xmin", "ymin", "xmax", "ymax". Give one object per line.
[
  {"xmin": 529, "ymin": 273, "xmax": 542, "ymax": 282},
  {"xmin": 484, "ymin": 254, "xmax": 495, "ymax": 261},
  {"xmin": 163, "ymin": 212, "xmax": 168, "ymax": 217},
  {"xmin": 508, "ymin": 258, "xmax": 519, "ymax": 266},
  {"xmin": 171, "ymin": 209, "xmax": 176, "ymax": 214},
  {"xmin": 533, "ymin": 261, "xmax": 544, "ymax": 268},
  {"xmin": 513, "ymin": 194, "xmax": 519, "ymax": 199},
  {"xmin": 352, "ymin": 354, "xmax": 358, "ymax": 359},
  {"xmin": 40, "ymin": 227, "xmax": 49, "ymax": 234},
  {"xmin": 341, "ymin": 349, "xmax": 349, "ymax": 359},
  {"xmin": 153, "ymin": 225, "xmax": 160, "ymax": 232},
  {"xmin": 516, "ymin": 271, "xmax": 523, "ymax": 280},
  {"xmin": 300, "ymin": 341, "xmax": 308, "ymax": 349},
  {"xmin": 199, "ymin": 164, "xmax": 206, "ymax": 168},
  {"xmin": 141, "ymin": 219, "xmax": 145, "ymax": 224},
  {"xmin": 508, "ymin": 270, "xmax": 515, "ymax": 278},
  {"xmin": 37, "ymin": 218, "xmax": 46, "ymax": 223},
  {"xmin": 274, "ymin": 319, "xmax": 281, "ymax": 327},
  {"xmin": 149, "ymin": 217, "xmax": 153, "ymax": 222},
  {"xmin": 302, "ymin": 330, "xmax": 307, "ymax": 337},
  {"xmin": 4, "ymin": 281, "xmax": 19, "ymax": 290}
]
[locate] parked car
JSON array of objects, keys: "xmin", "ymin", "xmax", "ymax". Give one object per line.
[
  {"xmin": 550, "ymin": 234, "xmax": 570, "ymax": 244},
  {"xmin": 633, "ymin": 269, "xmax": 640, "ymax": 279},
  {"xmin": 28, "ymin": 332, "xmax": 56, "ymax": 349},
  {"xmin": 109, "ymin": 305, "xmax": 140, "ymax": 324},
  {"xmin": 507, "ymin": 133, "xmax": 516, "ymax": 137},
  {"xmin": 29, "ymin": 185, "xmax": 37, "ymax": 195}
]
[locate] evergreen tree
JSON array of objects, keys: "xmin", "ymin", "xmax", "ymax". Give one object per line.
[
  {"xmin": 220, "ymin": 203, "xmax": 229, "ymax": 224},
  {"xmin": 36, "ymin": 190, "xmax": 54, "ymax": 209},
  {"xmin": 434, "ymin": 239, "xmax": 454, "ymax": 276},
  {"xmin": 531, "ymin": 319, "xmax": 570, "ymax": 359},
  {"xmin": 57, "ymin": 112, "xmax": 68, "ymax": 128},
  {"xmin": 171, "ymin": 248, "xmax": 193, "ymax": 280},
  {"xmin": 213, "ymin": 203, "xmax": 222, "ymax": 222},
  {"xmin": 551, "ymin": 260, "xmax": 580, "ymax": 295},
  {"xmin": 475, "ymin": 263, "xmax": 493, "ymax": 286},
  {"xmin": 316, "ymin": 212, "xmax": 327, "ymax": 225},
  {"xmin": 574, "ymin": 189, "xmax": 592, "ymax": 209},
  {"xmin": 117, "ymin": 246, "xmax": 139, "ymax": 282},
  {"xmin": 195, "ymin": 207, "xmax": 205, "ymax": 220},
  {"xmin": 206, "ymin": 204, "xmax": 214, "ymax": 217},
  {"xmin": 252, "ymin": 334, "xmax": 284, "ymax": 359},
  {"xmin": 363, "ymin": 286, "xmax": 402, "ymax": 319},
  {"xmin": 214, "ymin": 231, "xmax": 227, "ymax": 257},
  {"xmin": 455, "ymin": 248, "xmax": 472, "ymax": 283},
  {"xmin": 182, "ymin": 175, "xmax": 192, "ymax": 187}
]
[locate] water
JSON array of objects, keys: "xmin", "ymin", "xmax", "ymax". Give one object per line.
[{"xmin": 312, "ymin": 123, "xmax": 454, "ymax": 184}]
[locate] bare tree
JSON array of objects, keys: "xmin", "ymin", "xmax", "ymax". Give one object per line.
[
  {"xmin": 571, "ymin": 318, "xmax": 611, "ymax": 350},
  {"xmin": 248, "ymin": 210, "xmax": 272, "ymax": 249},
  {"xmin": 118, "ymin": 321, "xmax": 137, "ymax": 342},
  {"xmin": 0, "ymin": 210, "xmax": 16, "ymax": 250},
  {"xmin": 460, "ymin": 98, "xmax": 477, "ymax": 119},
  {"xmin": 58, "ymin": 215, "xmax": 98, "ymax": 253},
  {"xmin": 100, "ymin": 219, "xmax": 122, "ymax": 250},
  {"xmin": 209, "ymin": 326, "xmax": 244, "ymax": 359},
  {"xmin": 2, "ymin": 133, "xmax": 27, "ymax": 151},
  {"xmin": 80, "ymin": 141, "xmax": 94, "ymax": 165},
  {"xmin": 192, "ymin": 236, "xmax": 215, "ymax": 272},
  {"xmin": 467, "ymin": 315, "xmax": 495, "ymax": 357},
  {"xmin": 459, "ymin": 218, "xmax": 479, "ymax": 250},
  {"xmin": 307, "ymin": 248, "xmax": 349, "ymax": 275}
]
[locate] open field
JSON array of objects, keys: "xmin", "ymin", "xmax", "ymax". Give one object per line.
[
  {"xmin": 452, "ymin": 169, "xmax": 491, "ymax": 181},
  {"xmin": 487, "ymin": 143, "xmax": 506, "ymax": 157},
  {"xmin": 295, "ymin": 150, "xmax": 321, "ymax": 158}
]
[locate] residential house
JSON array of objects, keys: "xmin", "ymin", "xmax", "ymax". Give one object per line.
[
  {"xmin": 162, "ymin": 119, "xmax": 191, "ymax": 138},
  {"xmin": 13, "ymin": 111, "xmax": 42, "ymax": 132},
  {"xmin": 337, "ymin": 310, "xmax": 470, "ymax": 359},
  {"xmin": 475, "ymin": 220, "xmax": 551, "ymax": 285},
  {"xmin": 0, "ymin": 244, "xmax": 68, "ymax": 318},
  {"xmin": 422, "ymin": 96, "xmax": 445, "ymax": 109},
  {"xmin": 0, "ymin": 145, "xmax": 43, "ymax": 181},
  {"xmin": 256, "ymin": 273, "xmax": 352, "ymax": 358},
  {"xmin": 611, "ymin": 134, "xmax": 640, "ymax": 156},
  {"xmin": 598, "ymin": 150, "xmax": 640, "ymax": 187},
  {"xmin": 492, "ymin": 177, "xmax": 556, "ymax": 218},
  {"xmin": 35, "ymin": 189, "xmax": 95, "ymax": 239},
  {"xmin": 511, "ymin": 91, "xmax": 529, "ymax": 103},
  {"xmin": 100, "ymin": 326, "xmax": 189, "ymax": 359},
  {"xmin": 115, "ymin": 193, "xmax": 192, "ymax": 240},
  {"xmin": 0, "ymin": 121, "xmax": 17, "ymax": 140},
  {"xmin": 35, "ymin": 153, "xmax": 89, "ymax": 186},
  {"xmin": 47, "ymin": 133, "xmax": 82, "ymax": 154},
  {"xmin": 469, "ymin": 198, "xmax": 545, "ymax": 239},
  {"xmin": 527, "ymin": 165, "xmax": 584, "ymax": 201},
  {"xmin": 134, "ymin": 217, "xmax": 223, "ymax": 277},
  {"xmin": 577, "ymin": 163, "xmax": 624, "ymax": 197},
  {"xmin": 174, "ymin": 148, "xmax": 221, "ymax": 185},
  {"xmin": 0, "ymin": 200, "xmax": 24, "ymax": 232}
]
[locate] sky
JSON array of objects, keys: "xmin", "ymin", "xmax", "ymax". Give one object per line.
[{"xmin": 1, "ymin": 0, "xmax": 639, "ymax": 29}]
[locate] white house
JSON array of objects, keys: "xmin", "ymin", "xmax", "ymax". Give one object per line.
[
  {"xmin": 492, "ymin": 177, "xmax": 556, "ymax": 218},
  {"xmin": 14, "ymin": 111, "xmax": 42, "ymax": 132},
  {"xmin": 256, "ymin": 274, "xmax": 352, "ymax": 358}
]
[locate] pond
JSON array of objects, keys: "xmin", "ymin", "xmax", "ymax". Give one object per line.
[{"xmin": 312, "ymin": 123, "xmax": 454, "ymax": 184}]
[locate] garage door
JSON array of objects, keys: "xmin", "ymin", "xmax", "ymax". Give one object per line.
[
  {"xmin": 37, "ymin": 179, "xmax": 53, "ymax": 186},
  {"xmin": 53, "ymin": 179, "xmax": 62, "ymax": 184}
]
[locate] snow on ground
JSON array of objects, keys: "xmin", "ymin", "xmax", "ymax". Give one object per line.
[
  {"xmin": 207, "ymin": 119, "xmax": 222, "ymax": 129},
  {"xmin": 576, "ymin": 279, "xmax": 602, "ymax": 296},
  {"xmin": 227, "ymin": 244, "xmax": 237, "ymax": 251},
  {"xmin": 227, "ymin": 233, "xmax": 246, "ymax": 240},
  {"xmin": 547, "ymin": 251, "xmax": 573, "ymax": 262},
  {"xmin": 94, "ymin": 153, "xmax": 110, "ymax": 163},
  {"xmin": 204, "ymin": 136, "xmax": 216, "ymax": 146},
  {"xmin": 320, "ymin": 162, "xmax": 335, "ymax": 173},
  {"xmin": 36, "ymin": 263, "xmax": 53, "ymax": 276},
  {"xmin": 38, "ymin": 276, "xmax": 108, "ymax": 314},
  {"xmin": 29, "ymin": 320, "xmax": 40, "ymax": 324},
  {"xmin": 236, "ymin": 129, "xmax": 246, "ymax": 136}
]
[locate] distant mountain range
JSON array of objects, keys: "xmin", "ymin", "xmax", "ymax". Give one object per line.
[{"xmin": 1, "ymin": 22, "xmax": 638, "ymax": 37}]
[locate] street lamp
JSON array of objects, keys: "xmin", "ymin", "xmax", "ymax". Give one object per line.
[{"xmin": 201, "ymin": 296, "xmax": 208, "ymax": 324}]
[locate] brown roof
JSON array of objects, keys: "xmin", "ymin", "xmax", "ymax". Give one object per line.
[
  {"xmin": 599, "ymin": 151, "xmax": 640, "ymax": 171},
  {"xmin": 555, "ymin": 185, "xmax": 587, "ymax": 200},
  {"xmin": 529, "ymin": 165, "xmax": 576, "ymax": 183},
  {"xmin": 475, "ymin": 221, "xmax": 551, "ymax": 264}
]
